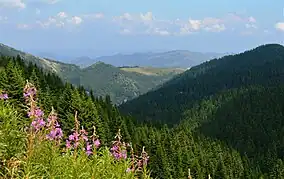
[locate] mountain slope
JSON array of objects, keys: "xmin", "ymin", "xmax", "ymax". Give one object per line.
[
  {"xmin": 120, "ymin": 44, "xmax": 284, "ymax": 124},
  {"xmin": 119, "ymin": 43, "xmax": 284, "ymax": 177},
  {"xmin": 179, "ymin": 85, "xmax": 284, "ymax": 177},
  {"xmin": 70, "ymin": 50, "xmax": 226, "ymax": 68},
  {"xmin": 0, "ymin": 43, "xmax": 184, "ymax": 104},
  {"xmin": 120, "ymin": 66, "xmax": 185, "ymax": 76},
  {"xmin": 77, "ymin": 62, "xmax": 184, "ymax": 104},
  {"xmin": 0, "ymin": 43, "xmax": 70, "ymax": 73}
]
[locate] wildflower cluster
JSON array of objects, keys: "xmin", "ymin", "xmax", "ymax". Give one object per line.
[
  {"xmin": 110, "ymin": 129, "xmax": 149, "ymax": 174},
  {"xmin": 21, "ymin": 81, "xmax": 150, "ymax": 177},
  {"xmin": 65, "ymin": 112, "xmax": 101, "ymax": 156},
  {"xmin": 46, "ymin": 107, "xmax": 63, "ymax": 141},
  {"xmin": 23, "ymin": 81, "xmax": 64, "ymax": 141},
  {"xmin": 126, "ymin": 145, "xmax": 149, "ymax": 173},
  {"xmin": 89, "ymin": 126, "xmax": 101, "ymax": 155},
  {"xmin": 110, "ymin": 129, "xmax": 127, "ymax": 160},
  {"xmin": 137, "ymin": 146, "xmax": 150, "ymax": 171},
  {"xmin": 24, "ymin": 81, "xmax": 46, "ymax": 132},
  {"xmin": 0, "ymin": 90, "xmax": 8, "ymax": 100}
]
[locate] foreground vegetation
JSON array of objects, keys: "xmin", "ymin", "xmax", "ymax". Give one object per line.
[{"xmin": 0, "ymin": 75, "xmax": 150, "ymax": 178}]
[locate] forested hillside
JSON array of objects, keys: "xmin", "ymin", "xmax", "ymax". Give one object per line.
[
  {"xmin": 0, "ymin": 43, "xmax": 183, "ymax": 104},
  {"xmin": 118, "ymin": 44, "xmax": 284, "ymax": 178},
  {"xmin": 2, "ymin": 44, "xmax": 284, "ymax": 178},
  {"xmin": 120, "ymin": 44, "xmax": 284, "ymax": 125}
]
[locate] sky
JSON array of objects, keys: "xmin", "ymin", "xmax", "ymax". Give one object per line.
[{"xmin": 1, "ymin": 0, "xmax": 284, "ymax": 57}]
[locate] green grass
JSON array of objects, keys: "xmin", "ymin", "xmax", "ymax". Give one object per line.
[{"xmin": 120, "ymin": 67, "xmax": 185, "ymax": 76}]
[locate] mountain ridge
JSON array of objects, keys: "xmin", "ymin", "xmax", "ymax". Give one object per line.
[
  {"xmin": 69, "ymin": 50, "xmax": 227, "ymax": 68},
  {"xmin": 0, "ymin": 43, "xmax": 185, "ymax": 104}
]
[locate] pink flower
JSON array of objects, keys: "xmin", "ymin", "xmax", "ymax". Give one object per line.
[
  {"xmin": 73, "ymin": 133, "xmax": 79, "ymax": 141},
  {"xmin": 111, "ymin": 145, "xmax": 118, "ymax": 151},
  {"xmin": 55, "ymin": 122, "xmax": 60, "ymax": 127},
  {"xmin": 31, "ymin": 119, "xmax": 46, "ymax": 131},
  {"xmin": 86, "ymin": 143, "xmax": 92, "ymax": 151},
  {"xmin": 0, "ymin": 93, "xmax": 8, "ymax": 100},
  {"xmin": 35, "ymin": 108, "xmax": 44, "ymax": 118},
  {"xmin": 113, "ymin": 152, "xmax": 120, "ymax": 159},
  {"xmin": 80, "ymin": 129, "xmax": 88, "ymax": 135},
  {"xmin": 82, "ymin": 135, "xmax": 88, "ymax": 141},
  {"xmin": 38, "ymin": 119, "xmax": 45, "ymax": 126},
  {"xmin": 86, "ymin": 142, "xmax": 92, "ymax": 156},
  {"xmin": 86, "ymin": 150, "xmax": 92, "ymax": 156},
  {"xmin": 94, "ymin": 139, "xmax": 100, "ymax": 148},
  {"xmin": 47, "ymin": 128, "xmax": 63, "ymax": 140},
  {"xmin": 57, "ymin": 128, "xmax": 63, "ymax": 138},
  {"xmin": 66, "ymin": 140, "xmax": 71, "ymax": 149},
  {"xmin": 121, "ymin": 150, "xmax": 127, "ymax": 159},
  {"xmin": 69, "ymin": 134, "xmax": 75, "ymax": 141}
]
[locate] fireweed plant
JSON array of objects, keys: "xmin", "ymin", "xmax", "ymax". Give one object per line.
[{"xmin": 0, "ymin": 81, "xmax": 151, "ymax": 179}]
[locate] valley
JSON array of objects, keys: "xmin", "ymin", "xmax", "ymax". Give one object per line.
[{"xmin": 0, "ymin": 43, "xmax": 185, "ymax": 104}]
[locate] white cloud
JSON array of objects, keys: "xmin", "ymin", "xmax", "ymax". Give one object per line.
[
  {"xmin": 46, "ymin": 0, "xmax": 60, "ymax": 4},
  {"xmin": 69, "ymin": 16, "xmax": 83, "ymax": 25},
  {"xmin": 178, "ymin": 17, "xmax": 226, "ymax": 34},
  {"xmin": 120, "ymin": 28, "xmax": 131, "ymax": 34},
  {"xmin": 113, "ymin": 12, "xmax": 233, "ymax": 36},
  {"xmin": 57, "ymin": 12, "xmax": 68, "ymax": 19},
  {"xmin": 146, "ymin": 27, "xmax": 170, "ymax": 36},
  {"xmin": 36, "ymin": 12, "xmax": 85, "ymax": 28},
  {"xmin": 275, "ymin": 22, "xmax": 284, "ymax": 31},
  {"xmin": 225, "ymin": 13, "xmax": 257, "ymax": 24},
  {"xmin": 0, "ymin": 0, "xmax": 25, "ymax": 9},
  {"xmin": 140, "ymin": 12, "xmax": 154, "ymax": 21},
  {"xmin": 205, "ymin": 24, "xmax": 226, "ymax": 32},
  {"xmin": 36, "ymin": 17, "xmax": 57, "ymax": 28},
  {"xmin": 245, "ymin": 23, "xmax": 257, "ymax": 29},
  {"xmin": 113, "ymin": 12, "xmax": 172, "ymax": 36},
  {"xmin": 82, "ymin": 13, "xmax": 104, "ymax": 20},
  {"xmin": 17, "ymin": 24, "xmax": 31, "ymax": 30},
  {"xmin": 113, "ymin": 12, "xmax": 157, "ymax": 23},
  {"xmin": 189, "ymin": 19, "xmax": 202, "ymax": 30},
  {"xmin": 248, "ymin": 16, "xmax": 256, "ymax": 23},
  {"xmin": 153, "ymin": 28, "xmax": 170, "ymax": 36},
  {"xmin": 28, "ymin": 0, "xmax": 60, "ymax": 4},
  {"xmin": 55, "ymin": 21, "xmax": 64, "ymax": 27},
  {"xmin": 113, "ymin": 13, "xmax": 134, "ymax": 21}
]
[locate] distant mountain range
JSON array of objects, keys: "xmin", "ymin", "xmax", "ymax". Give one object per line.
[
  {"xmin": 68, "ymin": 51, "xmax": 227, "ymax": 68},
  {"xmin": 0, "ymin": 43, "xmax": 185, "ymax": 104}
]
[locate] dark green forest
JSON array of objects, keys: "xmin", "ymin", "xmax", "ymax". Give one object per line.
[{"xmin": 1, "ymin": 44, "xmax": 284, "ymax": 178}]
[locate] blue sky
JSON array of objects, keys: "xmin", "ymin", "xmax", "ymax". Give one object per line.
[{"xmin": 1, "ymin": 0, "xmax": 284, "ymax": 57}]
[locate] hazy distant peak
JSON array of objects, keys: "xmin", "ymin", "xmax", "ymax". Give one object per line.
[{"xmin": 69, "ymin": 50, "xmax": 226, "ymax": 68}]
